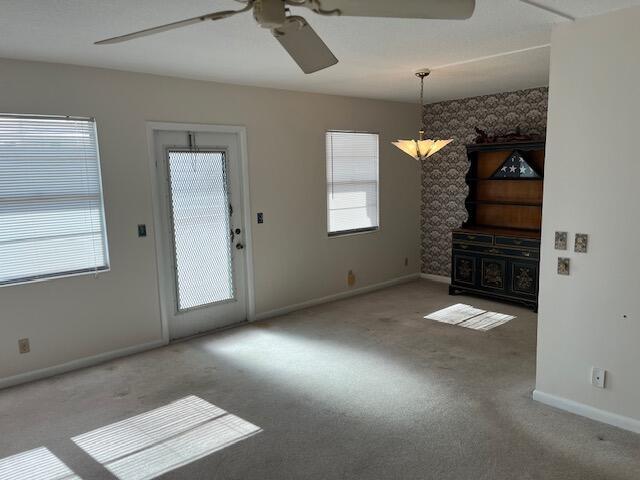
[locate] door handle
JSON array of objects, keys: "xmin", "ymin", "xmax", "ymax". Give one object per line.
[{"xmin": 236, "ymin": 243, "xmax": 244, "ymax": 250}]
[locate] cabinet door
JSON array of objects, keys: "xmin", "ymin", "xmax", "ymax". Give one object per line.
[
  {"xmin": 480, "ymin": 257, "xmax": 507, "ymax": 293},
  {"xmin": 452, "ymin": 253, "xmax": 477, "ymax": 287},
  {"xmin": 508, "ymin": 260, "xmax": 539, "ymax": 298}
]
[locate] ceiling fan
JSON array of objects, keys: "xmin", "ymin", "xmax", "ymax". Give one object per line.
[{"xmin": 95, "ymin": 0, "xmax": 476, "ymax": 74}]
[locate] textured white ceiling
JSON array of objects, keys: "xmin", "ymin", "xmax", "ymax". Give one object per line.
[{"xmin": 0, "ymin": 0, "xmax": 639, "ymax": 102}]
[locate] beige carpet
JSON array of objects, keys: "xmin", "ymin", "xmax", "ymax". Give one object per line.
[{"xmin": 0, "ymin": 280, "xmax": 638, "ymax": 480}]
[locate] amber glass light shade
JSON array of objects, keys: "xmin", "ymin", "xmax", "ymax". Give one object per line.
[
  {"xmin": 392, "ymin": 138, "xmax": 453, "ymax": 160},
  {"xmin": 394, "ymin": 70, "xmax": 453, "ymax": 160}
]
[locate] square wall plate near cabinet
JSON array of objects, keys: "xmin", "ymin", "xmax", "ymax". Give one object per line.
[
  {"xmin": 558, "ymin": 257, "xmax": 570, "ymax": 275},
  {"xmin": 575, "ymin": 233, "xmax": 588, "ymax": 253},
  {"xmin": 555, "ymin": 231, "xmax": 567, "ymax": 250}
]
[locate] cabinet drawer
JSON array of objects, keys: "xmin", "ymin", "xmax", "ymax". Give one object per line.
[
  {"xmin": 481, "ymin": 246, "xmax": 539, "ymax": 260},
  {"xmin": 453, "ymin": 232, "xmax": 493, "ymax": 244},
  {"xmin": 453, "ymin": 242, "xmax": 483, "ymax": 254},
  {"xmin": 495, "ymin": 236, "xmax": 540, "ymax": 249}
]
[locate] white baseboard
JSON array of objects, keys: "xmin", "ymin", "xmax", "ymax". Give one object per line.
[
  {"xmin": 0, "ymin": 339, "xmax": 166, "ymax": 390},
  {"xmin": 533, "ymin": 389, "xmax": 640, "ymax": 434},
  {"xmin": 1, "ymin": 274, "xmax": 420, "ymax": 389},
  {"xmin": 420, "ymin": 273, "xmax": 451, "ymax": 284},
  {"xmin": 255, "ymin": 273, "xmax": 420, "ymax": 321}
]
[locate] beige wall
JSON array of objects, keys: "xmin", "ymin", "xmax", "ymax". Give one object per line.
[
  {"xmin": 0, "ymin": 58, "xmax": 420, "ymax": 382},
  {"xmin": 535, "ymin": 7, "xmax": 640, "ymax": 430}
]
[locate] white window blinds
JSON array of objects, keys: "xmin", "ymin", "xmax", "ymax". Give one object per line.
[
  {"xmin": 326, "ymin": 131, "xmax": 379, "ymax": 235},
  {"xmin": 0, "ymin": 114, "xmax": 109, "ymax": 286}
]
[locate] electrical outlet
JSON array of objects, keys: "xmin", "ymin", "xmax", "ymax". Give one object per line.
[
  {"xmin": 347, "ymin": 270, "xmax": 356, "ymax": 287},
  {"xmin": 18, "ymin": 338, "xmax": 30, "ymax": 354},
  {"xmin": 591, "ymin": 367, "xmax": 606, "ymax": 388},
  {"xmin": 404, "ymin": 257, "xmax": 409, "ymax": 267}
]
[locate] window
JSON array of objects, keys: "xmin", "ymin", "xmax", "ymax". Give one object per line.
[
  {"xmin": 0, "ymin": 114, "xmax": 109, "ymax": 286},
  {"xmin": 326, "ymin": 131, "xmax": 379, "ymax": 236}
]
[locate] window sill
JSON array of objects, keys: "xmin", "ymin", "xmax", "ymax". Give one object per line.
[
  {"xmin": 0, "ymin": 267, "xmax": 110, "ymax": 289},
  {"xmin": 328, "ymin": 227, "xmax": 379, "ymax": 238}
]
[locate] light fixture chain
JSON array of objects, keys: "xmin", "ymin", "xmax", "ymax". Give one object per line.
[
  {"xmin": 420, "ymin": 74, "xmax": 426, "ymax": 133},
  {"xmin": 392, "ymin": 69, "xmax": 451, "ymax": 161}
]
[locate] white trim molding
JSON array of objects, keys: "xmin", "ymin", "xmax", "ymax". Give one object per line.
[
  {"xmin": 433, "ymin": 44, "xmax": 552, "ymax": 70},
  {"xmin": 255, "ymin": 273, "xmax": 420, "ymax": 321},
  {"xmin": 533, "ymin": 390, "xmax": 640, "ymax": 434},
  {"xmin": 420, "ymin": 273, "xmax": 451, "ymax": 284},
  {"xmin": 0, "ymin": 340, "xmax": 165, "ymax": 390}
]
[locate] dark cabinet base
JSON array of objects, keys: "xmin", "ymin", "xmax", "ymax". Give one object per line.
[{"xmin": 450, "ymin": 229, "xmax": 540, "ymax": 312}]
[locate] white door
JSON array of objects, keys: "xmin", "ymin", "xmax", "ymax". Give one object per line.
[{"xmin": 154, "ymin": 129, "xmax": 247, "ymax": 339}]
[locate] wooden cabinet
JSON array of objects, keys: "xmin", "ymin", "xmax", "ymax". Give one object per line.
[
  {"xmin": 450, "ymin": 230, "xmax": 540, "ymax": 310},
  {"xmin": 449, "ymin": 141, "xmax": 544, "ymax": 311}
]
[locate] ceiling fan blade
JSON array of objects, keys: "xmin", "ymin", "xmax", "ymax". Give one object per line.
[
  {"xmin": 272, "ymin": 17, "xmax": 338, "ymax": 74},
  {"xmin": 313, "ymin": 0, "xmax": 475, "ymax": 19},
  {"xmin": 95, "ymin": 5, "xmax": 252, "ymax": 45}
]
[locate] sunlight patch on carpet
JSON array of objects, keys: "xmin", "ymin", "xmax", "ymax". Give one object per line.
[
  {"xmin": 72, "ymin": 395, "xmax": 261, "ymax": 480},
  {"xmin": 425, "ymin": 303, "xmax": 515, "ymax": 331},
  {"xmin": 0, "ymin": 447, "xmax": 81, "ymax": 480}
]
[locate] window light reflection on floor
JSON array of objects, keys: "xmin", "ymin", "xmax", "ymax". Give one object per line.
[
  {"xmin": 72, "ymin": 395, "xmax": 262, "ymax": 480},
  {"xmin": 0, "ymin": 446, "xmax": 81, "ymax": 480}
]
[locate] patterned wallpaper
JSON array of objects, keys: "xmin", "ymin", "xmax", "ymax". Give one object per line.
[{"xmin": 420, "ymin": 87, "xmax": 548, "ymax": 276}]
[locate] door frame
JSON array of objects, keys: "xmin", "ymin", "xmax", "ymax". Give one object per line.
[{"xmin": 146, "ymin": 122, "xmax": 256, "ymax": 343}]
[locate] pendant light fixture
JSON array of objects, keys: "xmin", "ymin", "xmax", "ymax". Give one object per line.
[{"xmin": 393, "ymin": 69, "xmax": 453, "ymax": 160}]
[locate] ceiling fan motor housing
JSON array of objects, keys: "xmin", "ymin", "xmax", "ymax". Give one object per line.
[{"xmin": 253, "ymin": 0, "xmax": 287, "ymax": 28}]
